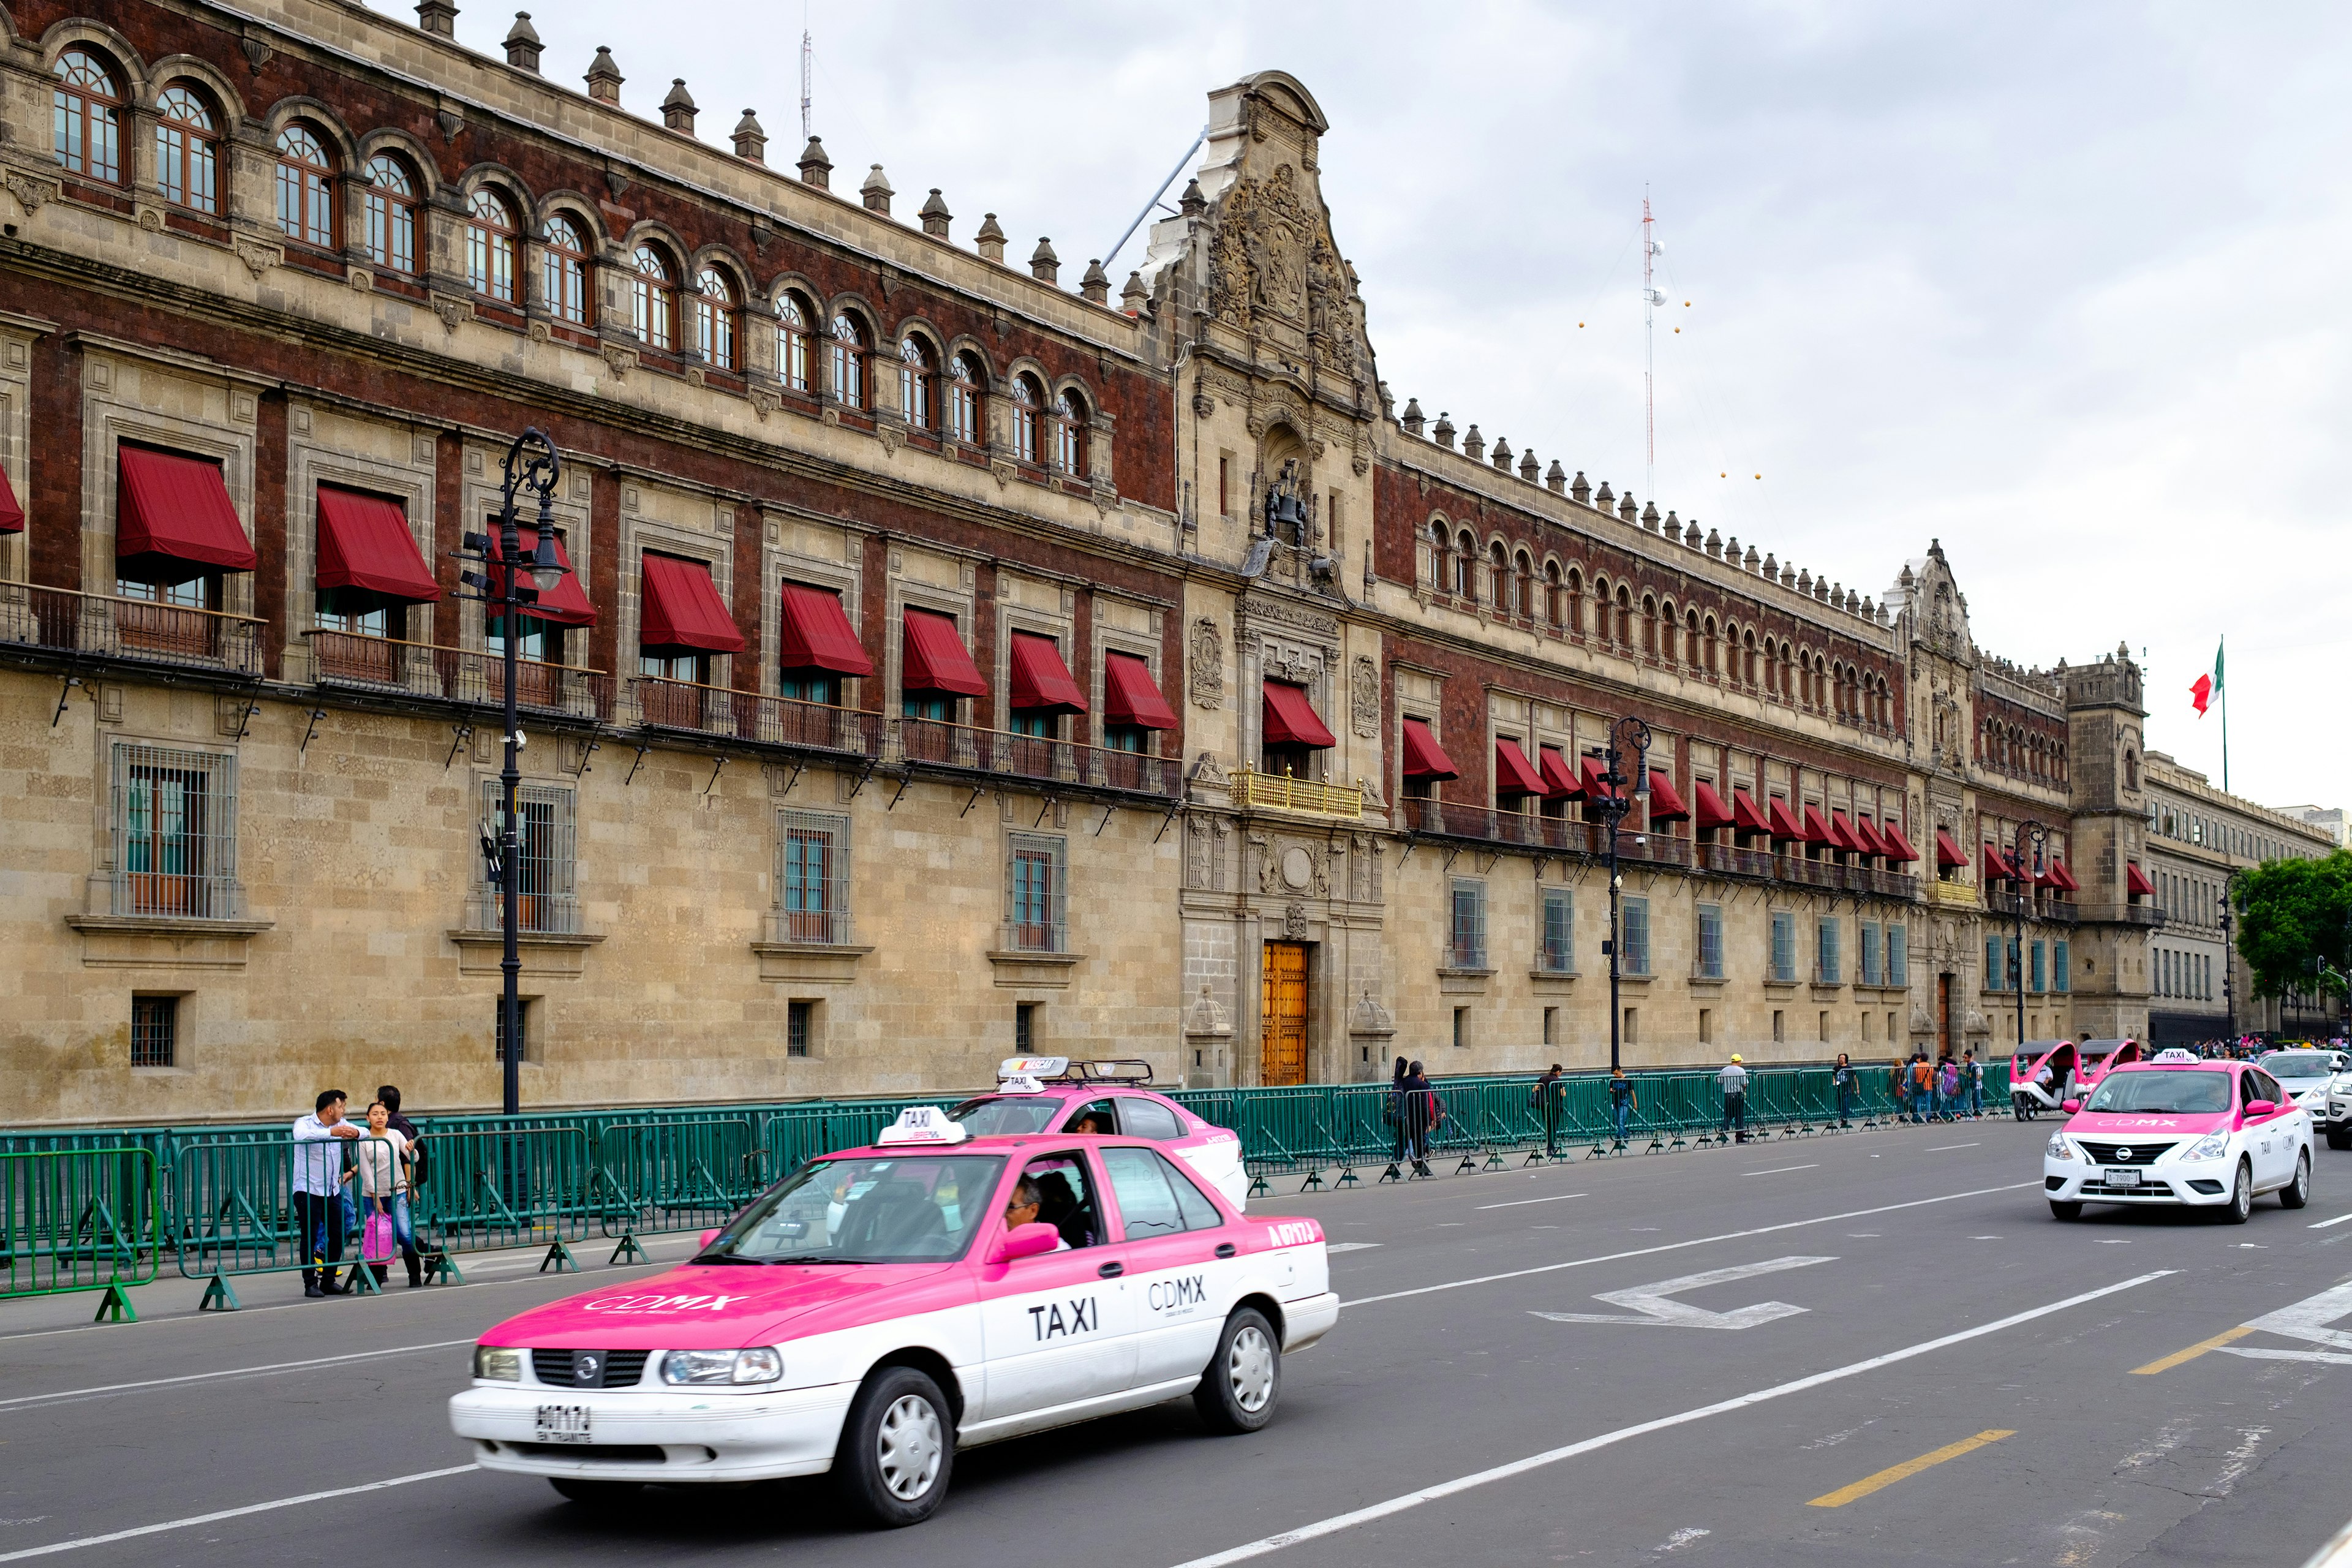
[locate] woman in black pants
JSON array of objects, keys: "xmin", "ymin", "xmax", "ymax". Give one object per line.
[
  {"xmin": 1385, "ymin": 1056, "xmax": 1409, "ymax": 1173},
  {"xmin": 1401, "ymin": 1060, "xmax": 1436, "ymax": 1178}
]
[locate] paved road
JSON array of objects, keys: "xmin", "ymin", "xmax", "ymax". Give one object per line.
[{"xmin": 8, "ymin": 1117, "xmax": 2352, "ymax": 1567}]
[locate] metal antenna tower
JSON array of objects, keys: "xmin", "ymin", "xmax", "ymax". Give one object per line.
[
  {"xmin": 799, "ymin": 9, "xmax": 812, "ymax": 143},
  {"xmin": 1641, "ymin": 190, "xmax": 1665, "ymax": 502}
]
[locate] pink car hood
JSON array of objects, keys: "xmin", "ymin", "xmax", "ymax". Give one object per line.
[
  {"xmin": 2063, "ymin": 1110, "xmax": 2232, "ymax": 1137},
  {"xmin": 480, "ymin": 1261, "xmax": 967, "ymax": 1349}
]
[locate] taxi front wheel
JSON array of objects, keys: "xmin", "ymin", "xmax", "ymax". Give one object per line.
[
  {"xmin": 2220, "ymin": 1159, "xmax": 2253, "ymax": 1224},
  {"xmin": 1194, "ymin": 1307, "xmax": 1281, "ymax": 1434},
  {"xmin": 834, "ymin": 1366, "xmax": 953, "ymax": 1529},
  {"xmin": 2280, "ymin": 1150, "xmax": 2311, "ymax": 1209},
  {"xmin": 548, "ymin": 1479, "xmax": 643, "ymax": 1509}
]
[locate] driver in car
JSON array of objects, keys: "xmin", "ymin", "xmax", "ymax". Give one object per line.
[{"xmin": 1000, "ymin": 1177, "xmax": 1069, "ymax": 1250}]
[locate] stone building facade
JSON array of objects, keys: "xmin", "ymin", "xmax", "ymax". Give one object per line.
[{"xmin": 0, "ymin": 3, "xmax": 2185, "ymax": 1123}]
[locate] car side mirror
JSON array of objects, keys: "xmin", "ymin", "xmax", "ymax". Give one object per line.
[
  {"xmin": 2245, "ymin": 1099, "xmax": 2277, "ymax": 1117},
  {"xmin": 2060, "ymin": 1099, "xmax": 2080, "ymax": 1115},
  {"xmin": 989, "ymin": 1221, "xmax": 1061, "ymax": 1264},
  {"xmin": 696, "ymin": 1228, "xmax": 722, "ymax": 1251}
]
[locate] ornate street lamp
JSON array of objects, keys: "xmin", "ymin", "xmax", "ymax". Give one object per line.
[
  {"xmin": 2010, "ymin": 818, "xmax": 2046, "ymax": 1055},
  {"xmin": 456, "ymin": 428, "xmax": 566, "ymax": 1117},
  {"xmin": 1599, "ymin": 715, "xmax": 1653, "ymax": 1075}
]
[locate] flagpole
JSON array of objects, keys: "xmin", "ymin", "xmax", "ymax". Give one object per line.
[{"xmin": 2219, "ymin": 633, "xmax": 2228, "ymax": 794}]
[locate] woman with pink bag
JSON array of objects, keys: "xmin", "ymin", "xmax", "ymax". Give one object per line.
[{"xmin": 352, "ymin": 1099, "xmax": 421, "ymax": 1288}]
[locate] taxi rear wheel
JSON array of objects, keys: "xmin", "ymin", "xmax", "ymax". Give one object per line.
[
  {"xmin": 1194, "ymin": 1306, "xmax": 1280, "ymax": 1434},
  {"xmin": 2221, "ymin": 1159, "xmax": 2253, "ymax": 1224},
  {"xmin": 833, "ymin": 1365, "xmax": 952, "ymax": 1529},
  {"xmin": 548, "ymin": 1479, "xmax": 643, "ymax": 1509},
  {"xmin": 2279, "ymin": 1150, "xmax": 2311, "ymax": 1209}
]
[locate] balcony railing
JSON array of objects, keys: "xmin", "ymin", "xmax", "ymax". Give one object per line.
[
  {"xmin": 998, "ymin": 918, "xmax": 1069, "ymax": 956},
  {"xmin": 464, "ymin": 889, "xmax": 582, "ymax": 936},
  {"xmin": 1398, "ymin": 804, "xmax": 1923, "ymax": 899},
  {"xmin": 898, "ymin": 715, "xmax": 1178, "ymax": 797},
  {"xmin": 307, "ymin": 631, "xmax": 612, "ymax": 722},
  {"xmin": 0, "ymin": 582, "xmax": 266, "ymax": 677},
  {"xmin": 627, "ymin": 676, "xmax": 886, "ymax": 759},
  {"xmin": 1229, "ymin": 767, "xmax": 1363, "ymax": 818},
  {"xmin": 107, "ymin": 869, "xmax": 246, "ymax": 920}
]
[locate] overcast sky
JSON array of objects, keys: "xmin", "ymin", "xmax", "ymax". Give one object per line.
[{"xmin": 396, "ymin": 1, "xmax": 2350, "ymax": 813}]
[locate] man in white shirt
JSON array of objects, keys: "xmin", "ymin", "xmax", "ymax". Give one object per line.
[
  {"xmin": 292, "ymin": 1090, "xmax": 362, "ymax": 1297},
  {"xmin": 1719, "ymin": 1055, "xmax": 1750, "ymax": 1144}
]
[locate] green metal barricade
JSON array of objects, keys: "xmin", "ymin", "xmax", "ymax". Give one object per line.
[
  {"xmin": 1, "ymin": 1148, "xmax": 160, "ymax": 1321},
  {"xmin": 412, "ymin": 1125, "xmax": 603, "ymax": 1275},
  {"xmin": 593, "ymin": 1118, "xmax": 763, "ymax": 1260}
]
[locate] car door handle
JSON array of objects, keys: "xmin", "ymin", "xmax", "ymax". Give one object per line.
[
  {"xmin": 1097, "ymin": 1261, "xmax": 1124, "ymax": 1278},
  {"xmin": 1215, "ymin": 1243, "xmax": 1237, "ymax": 1259}
]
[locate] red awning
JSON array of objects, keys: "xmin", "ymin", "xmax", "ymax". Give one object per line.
[
  {"xmin": 2049, "ymin": 858, "xmax": 2080, "ymax": 893},
  {"xmin": 1009, "ymin": 631, "xmax": 1087, "ymax": 713},
  {"xmin": 1539, "ymin": 747, "xmax": 1581, "ymax": 799},
  {"xmin": 315, "ymin": 483, "xmax": 435, "ymax": 603},
  {"xmin": 777, "ymin": 583, "xmax": 872, "ymax": 676},
  {"xmin": 1880, "ymin": 824, "xmax": 1921, "ymax": 864},
  {"xmin": 1934, "ymin": 828, "xmax": 1967, "ymax": 869},
  {"xmin": 1733, "ymin": 788, "xmax": 1771, "ymax": 835},
  {"xmin": 1800, "ymin": 804, "xmax": 1836, "ymax": 846},
  {"xmin": 1262, "ymin": 680, "xmax": 1336, "ymax": 749},
  {"xmin": 0, "ymin": 463, "xmax": 22, "ymax": 533},
  {"xmin": 502, "ymin": 526, "xmax": 594, "ymax": 627},
  {"xmin": 1494, "ymin": 738, "xmax": 1545, "ymax": 796},
  {"xmin": 1694, "ymin": 780, "xmax": 1735, "ymax": 832},
  {"xmin": 1829, "ymin": 810, "xmax": 1864, "ymax": 854},
  {"xmin": 2127, "ymin": 862, "xmax": 2156, "ymax": 899},
  {"xmin": 1646, "ymin": 769, "xmax": 1691, "ymax": 823},
  {"xmin": 1104, "ymin": 652, "xmax": 1177, "ymax": 730},
  {"xmin": 639, "ymin": 552, "xmax": 744, "ymax": 653},
  {"xmin": 1850, "ymin": 815, "xmax": 1890, "ymax": 857},
  {"xmin": 1767, "ymin": 798, "xmax": 1804, "ymax": 842},
  {"xmin": 117, "ymin": 445, "xmax": 257, "ymax": 578},
  {"xmin": 1981, "ymin": 845, "xmax": 2018, "ymax": 884},
  {"xmin": 1579, "ymin": 756, "xmax": 1618, "ymax": 802},
  {"xmin": 900, "ymin": 607, "xmax": 985, "ymax": 696},
  {"xmin": 1400, "ymin": 718, "xmax": 1459, "ymax": 781}
]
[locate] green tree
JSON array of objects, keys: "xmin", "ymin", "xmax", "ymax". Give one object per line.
[{"xmin": 2232, "ymin": 851, "xmax": 2352, "ymax": 1001}]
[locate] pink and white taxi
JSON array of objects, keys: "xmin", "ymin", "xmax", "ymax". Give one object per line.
[
  {"xmin": 947, "ymin": 1057, "xmax": 1248, "ymax": 1210},
  {"xmin": 450, "ymin": 1108, "xmax": 1334, "ymax": 1526},
  {"xmin": 2043, "ymin": 1055, "xmax": 2313, "ymax": 1224}
]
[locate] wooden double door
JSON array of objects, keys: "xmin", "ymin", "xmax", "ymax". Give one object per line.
[{"xmin": 1261, "ymin": 941, "xmax": 1310, "ymax": 1087}]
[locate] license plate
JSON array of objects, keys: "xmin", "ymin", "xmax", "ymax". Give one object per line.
[
  {"xmin": 535, "ymin": 1404, "xmax": 592, "ymax": 1443},
  {"xmin": 2105, "ymin": 1169, "xmax": 2142, "ymax": 1188}
]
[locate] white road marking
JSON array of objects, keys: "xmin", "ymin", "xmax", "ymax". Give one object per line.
[
  {"xmin": 1476, "ymin": 1193, "xmax": 1588, "ymax": 1210},
  {"xmin": 2099, "ymin": 1240, "xmax": 2133, "ymax": 1245},
  {"xmin": 1534, "ymin": 1255, "xmax": 1835, "ymax": 1330},
  {"xmin": 1928, "ymin": 1143, "xmax": 1980, "ymax": 1152},
  {"xmin": 1324, "ymin": 1242, "xmax": 1382, "ymax": 1254},
  {"xmin": 1166, "ymin": 1272, "xmax": 2173, "ymax": 1568},
  {"xmin": 1970, "ymin": 1235, "xmax": 2003, "ymax": 1241},
  {"xmin": 1747, "ymin": 1164, "xmax": 1817, "ymax": 1175},
  {"xmin": 2308, "ymin": 1213, "xmax": 2352, "ymax": 1229},
  {"xmin": 0, "ymin": 1339, "xmax": 476, "ymax": 1411},
  {"xmin": 0, "ymin": 1466, "xmax": 478, "ymax": 1562},
  {"xmin": 1656, "ymin": 1527, "xmax": 1711, "ymax": 1552}
]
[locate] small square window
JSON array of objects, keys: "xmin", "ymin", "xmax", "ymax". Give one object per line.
[
  {"xmin": 494, "ymin": 998, "xmax": 532, "ymax": 1063},
  {"xmin": 1818, "ymin": 1009, "xmax": 1830, "ymax": 1043},
  {"xmin": 1452, "ymin": 1006, "xmax": 1469, "ymax": 1049},
  {"xmin": 131, "ymin": 994, "xmax": 178, "ymax": 1067},
  {"xmin": 1698, "ymin": 1007, "xmax": 1713, "ymax": 1045},
  {"xmin": 1016, "ymin": 1001, "xmax": 1038, "ymax": 1052},
  {"xmin": 1543, "ymin": 1006, "xmax": 1559, "ymax": 1047},
  {"xmin": 1623, "ymin": 1006, "xmax": 1639, "ymax": 1046},
  {"xmin": 1772, "ymin": 1009, "xmax": 1785, "ymax": 1042},
  {"xmin": 787, "ymin": 1000, "xmax": 815, "ymax": 1058}
]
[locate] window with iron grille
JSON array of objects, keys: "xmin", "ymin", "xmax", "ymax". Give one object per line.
[
  {"xmin": 788, "ymin": 1000, "xmax": 815, "ymax": 1058},
  {"xmin": 472, "ymin": 780, "xmax": 578, "ymax": 934},
  {"xmin": 1985, "ymin": 935, "xmax": 2004, "ymax": 990},
  {"xmin": 1695, "ymin": 903, "xmax": 1724, "ymax": 980},
  {"xmin": 1888, "ymin": 925, "xmax": 1908, "ymax": 987},
  {"xmin": 1016, "ymin": 1001, "xmax": 1038, "ymax": 1051},
  {"xmin": 494, "ymin": 998, "xmax": 531, "ymax": 1063},
  {"xmin": 2053, "ymin": 939, "xmax": 2069, "ymax": 993},
  {"xmin": 774, "ymin": 810, "xmax": 852, "ymax": 944},
  {"xmin": 110, "ymin": 743, "xmax": 241, "ymax": 918},
  {"xmin": 1449, "ymin": 878, "xmax": 1488, "ymax": 969},
  {"xmin": 1621, "ymin": 896, "xmax": 1651, "ymax": 976},
  {"xmin": 2031, "ymin": 940, "xmax": 2047, "ymax": 993},
  {"xmin": 1006, "ymin": 832, "xmax": 1066, "ymax": 953},
  {"xmin": 1859, "ymin": 922, "xmax": 1882, "ymax": 986},
  {"xmin": 1770, "ymin": 911, "xmax": 1796, "ymax": 982},
  {"xmin": 1815, "ymin": 917, "xmax": 1841, "ymax": 984},
  {"xmin": 131, "ymin": 995, "xmax": 177, "ymax": 1067},
  {"xmin": 1539, "ymin": 888, "xmax": 1574, "ymax": 973}
]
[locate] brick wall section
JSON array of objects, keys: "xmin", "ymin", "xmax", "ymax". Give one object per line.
[
  {"xmin": 28, "ymin": 332, "xmax": 79, "ymax": 592},
  {"xmin": 252, "ymin": 393, "xmax": 289, "ymax": 677}
]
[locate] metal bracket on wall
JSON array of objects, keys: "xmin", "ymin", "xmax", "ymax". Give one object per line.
[
  {"xmin": 704, "ymin": 756, "xmax": 727, "ymax": 795},
  {"xmin": 1033, "ymin": 796, "xmax": 1055, "ymax": 829},
  {"xmin": 886, "ymin": 771, "xmax": 914, "ymax": 811},
  {"xmin": 298, "ymin": 709, "xmax": 326, "ymax": 762},
  {"xmin": 958, "ymin": 785, "xmax": 986, "ymax": 818},
  {"xmin": 1152, "ymin": 796, "xmax": 1184, "ymax": 844},
  {"xmin": 624, "ymin": 741, "xmax": 651, "ymax": 786},
  {"xmin": 568, "ymin": 739, "xmax": 601, "ymax": 779},
  {"xmin": 1093, "ymin": 801, "xmax": 1117, "ymax": 837},
  {"xmin": 843, "ymin": 755, "xmax": 879, "ymax": 803},
  {"xmin": 1396, "ymin": 833, "xmax": 1417, "ymax": 869},
  {"xmin": 445, "ymin": 724, "xmax": 474, "ymax": 769},
  {"xmin": 235, "ymin": 703, "xmax": 260, "ymax": 741},
  {"xmin": 1441, "ymin": 845, "xmax": 1461, "ymax": 873},
  {"xmin": 772, "ymin": 759, "xmax": 802, "ymax": 797},
  {"xmin": 1476, "ymin": 850, "xmax": 1499, "ymax": 875},
  {"xmin": 50, "ymin": 674, "xmax": 83, "ymax": 728}
]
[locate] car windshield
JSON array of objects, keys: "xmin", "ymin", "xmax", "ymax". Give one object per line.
[
  {"xmin": 949, "ymin": 1096, "xmax": 1063, "ymax": 1136},
  {"xmin": 2261, "ymin": 1054, "xmax": 2333, "ymax": 1080},
  {"xmin": 2082, "ymin": 1071, "xmax": 2233, "ymax": 1115},
  {"xmin": 703, "ymin": 1155, "xmax": 1003, "ymax": 1264}
]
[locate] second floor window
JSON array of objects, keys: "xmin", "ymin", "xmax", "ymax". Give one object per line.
[
  {"xmin": 829, "ymin": 313, "xmax": 867, "ymax": 406},
  {"xmin": 1006, "ymin": 832, "xmax": 1065, "ymax": 953},
  {"xmin": 541, "ymin": 213, "xmax": 592, "ymax": 325},
  {"xmin": 1770, "ymin": 911, "xmax": 1796, "ymax": 982},
  {"xmin": 1011, "ymin": 375, "xmax": 1042, "ymax": 464},
  {"xmin": 111, "ymin": 742, "xmax": 240, "ymax": 919},
  {"xmin": 475, "ymin": 779, "xmax": 578, "ymax": 935},
  {"xmin": 1860, "ymin": 922, "xmax": 1882, "ymax": 986},
  {"xmin": 778, "ymin": 809, "xmax": 851, "ymax": 944},
  {"xmin": 1888, "ymin": 925, "xmax": 1909, "ymax": 987},
  {"xmin": 692, "ymin": 268, "xmax": 737, "ymax": 368},
  {"xmin": 279, "ymin": 125, "xmax": 338, "ymax": 250},
  {"xmin": 315, "ymin": 586, "xmax": 391, "ymax": 639},
  {"xmin": 899, "ymin": 337, "xmax": 934, "ymax": 428},
  {"xmin": 1541, "ymin": 888, "xmax": 1574, "ymax": 973},
  {"xmin": 466, "ymin": 188, "xmax": 519, "ymax": 303},
  {"xmin": 2031, "ymin": 940, "xmax": 2048, "ymax": 993},
  {"xmin": 775, "ymin": 293, "xmax": 812, "ymax": 391},
  {"xmin": 1052, "ymin": 390, "xmax": 1086, "ymax": 475},
  {"xmin": 361, "ymin": 154, "xmax": 418, "ymax": 273},
  {"xmin": 154, "ymin": 85, "xmax": 219, "ymax": 212},
  {"xmin": 2054, "ymin": 939, "xmax": 2070, "ymax": 993},
  {"xmin": 1695, "ymin": 903, "xmax": 1724, "ymax": 980},
  {"xmin": 946, "ymin": 353, "xmax": 982, "ymax": 443},
  {"xmin": 53, "ymin": 49, "xmax": 124, "ymax": 185},
  {"xmin": 1621, "ymin": 896, "xmax": 1651, "ymax": 976},
  {"xmin": 1817, "ymin": 917, "xmax": 1841, "ymax": 984},
  {"xmin": 631, "ymin": 244, "xmax": 677, "ymax": 350},
  {"xmin": 1449, "ymin": 878, "xmax": 1487, "ymax": 969}
]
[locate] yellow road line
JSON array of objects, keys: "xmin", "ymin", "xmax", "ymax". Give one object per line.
[
  {"xmin": 1807, "ymin": 1430, "xmax": 2015, "ymax": 1508},
  {"xmin": 2131, "ymin": 1325, "xmax": 2255, "ymax": 1375}
]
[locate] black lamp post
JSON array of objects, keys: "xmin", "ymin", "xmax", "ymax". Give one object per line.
[
  {"xmin": 2220, "ymin": 865, "xmax": 2245, "ymax": 1046},
  {"xmin": 2010, "ymin": 819, "xmax": 2046, "ymax": 1055},
  {"xmin": 1599, "ymin": 715, "xmax": 1653, "ymax": 1074},
  {"xmin": 456, "ymin": 429, "xmax": 566, "ymax": 1118}
]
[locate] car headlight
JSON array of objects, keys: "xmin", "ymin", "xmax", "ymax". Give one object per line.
[
  {"xmin": 2181, "ymin": 1133, "xmax": 2230, "ymax": 1162},
  {"xmin": 2046, "ymin": 1133, "xmax": 2076, "ymax": 1161},
  {"xmin": 474, "ymin": 1346, "xmax": 523, "ymax": 1382},
  {"xmin": 661, "ymin": 1348, "xmax": 783, "ymax": 1386}
]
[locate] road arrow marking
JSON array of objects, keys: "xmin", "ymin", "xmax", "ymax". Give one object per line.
[{"xmin": 1532, "ymin": 1254, "xmax": 1836, "ymax": 1330}]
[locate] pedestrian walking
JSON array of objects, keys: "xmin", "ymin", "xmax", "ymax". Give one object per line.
[
  {"xmin": 1909, "ymin": 1054, "xmax": 1934, "ymax": 1123},
  {"xmin": 1401, "ymin": 1060, "xmax": 1436, "ymax": 1177},
  {"xmin": 1608, "ymin": 1066, "xmax": 1638, "ymax": 1150},
  {"xmin": 1383, "ymin": 1056, "xmax": 1409, "ymax": 1176},
  {"xmin": 352, "ymin": 1099, "xmax": 421, "ymax": 1288},
  {"xmin": 1936, "ymin": 1055, "xmax": 1961, "ymax": 1121},
  {"xmin": 292, "ymin": 1090, "xmax": 362, "ymax": 1297},
  {"xmin": 1719, "ymin": 1054, "xmax": 1749, "ymax": 1143},
  {"xmin": 1961, "ymin": 1050, "xmax": 1984, "ymax": 1118},
  {"xmin": 1890, "ymin": 1058, "xmax": 1911, "ymax": 1123},
  {"xmin": 1831, "ymin": 1052, "xmax": 1856, "ymax": 1128},
  {"xmin": 1532, "ymin": 1064, "xmax": 1566, "ymax": 1158}
]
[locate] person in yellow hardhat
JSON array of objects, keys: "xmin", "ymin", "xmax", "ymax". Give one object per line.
[{"xmin": 1719, "ymin": 1053, "xmax": 1750, "ymax": 1144}]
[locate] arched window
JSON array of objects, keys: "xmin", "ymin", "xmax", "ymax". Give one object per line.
[
  {"xmin": 1052, "ymin": 388, "xmax": 1087, "ymax": 475},
  {"xmin": 1615, "ymin": 586, "xmax": 1632, "ymax": 645},
  {"xmin": 630, "ymin": 244, "xmax": 677, "ymax": 350},
  {"xmin": 898, "ymin": 337, "xmax": 936, "ymax": 429},
  {"xmin": 1514, "ymin": 551, "xmax": 1534, "ymax": 618},
  {"xmin": 691, "ymin": 268, "xmax": 737, "ymax": 368},
  {"xmin": 774, "ymin": 293, "xmax": 813, "ymax": 391},
  {"xmin": 277, "ymin": 124, "xmax": 338, "ymax": 250},
  {"xmin": 1703, "ymin": 615, "xmax": 1719, "ymax": 674},
  {"xmin": 1544, "ymin": 561, "xmax": 1562, "ymax": 627},
  {"xmin": 1642, "ymin": 594, "xmax": 1659, "ymax": 655},
  {"xmin": 1566, "ymin": 569, "xmax": 1583, "ymax": 634},
  {"xmin": 541, "ymin": 212, "xmax": 591, "ymax": 326},
  {"xmin": 1011, "ymin": 374, "xmax": 1042, "ymax": 464},
  {"xmin": 829, "ymin": 312, "xmax": 867, "ymax": 407},
  {"xmin": 360, "ymin": 153, "xmax": 417, "ymax": 272},
  {"xmin": 946, "ymin": 352, "xmax": 983, "ymax": 443},
  {"xmin": 52, "ymin": 48, "xmax": 124, "ymax": 185},
  {"xmin": 1743, "ymin": 630, "xmax": 1757, "ymax": 687},
  {"xmin": 466, "ymin": 188, "xmax": 519, "ymax": 303},
  {"xmin": 1455, "ymin": 531, "xmax": 1477, "ymax": 599},
  {"xmin": 154, "ymin": 83, "xmax": 219, "ymax": 213}
]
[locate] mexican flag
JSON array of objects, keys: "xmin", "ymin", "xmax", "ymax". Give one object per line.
[{"xmin": 2190, "ymin": 640, "xmax": 2222, "ymax": 717}]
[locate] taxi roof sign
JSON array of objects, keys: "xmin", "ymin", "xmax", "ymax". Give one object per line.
[
  {"xmin": 995, "ymin": 1056, "xmax": 1155, "ymax": 1087},
  {"xmin": 999, "ymin": 1057, "xmax": 1069, "ymax": 1082},
  {"xmin": 2152, "ymin": 1047, "xmax": 2200, "ymax": 1063},
  {"xmin": 876, "ymin": 1107, "xmax": 969, "ymax": 1145}
]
